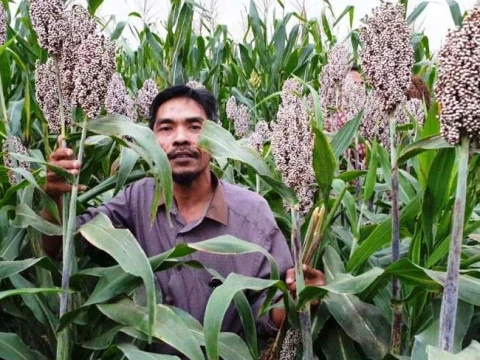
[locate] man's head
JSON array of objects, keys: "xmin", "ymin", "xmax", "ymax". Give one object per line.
[
  {"xmin": 349, "ymin": 65, "xmax": 364, "ymax": 84},
  {"xmin": 149, "ymin": 85, "xmax": 218, "ymax": 185}
]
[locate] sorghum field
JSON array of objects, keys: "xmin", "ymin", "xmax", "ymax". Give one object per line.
[{"xmin": 1, "ymin": 0, "xmax": 480, "ymax": 359}]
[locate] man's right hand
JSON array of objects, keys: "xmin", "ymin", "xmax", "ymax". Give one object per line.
[{"xmin": 45, "ymin": 144, "xmax": 85, "ymax": 198}]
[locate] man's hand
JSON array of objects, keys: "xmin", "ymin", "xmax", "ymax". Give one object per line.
[
  {"xmin": 45, "ymin": 138, "xmax": 86, "ymax": 198},
  {"xmin": 286, "ymin": 265, "xmax": 325, "ymax": 304}
]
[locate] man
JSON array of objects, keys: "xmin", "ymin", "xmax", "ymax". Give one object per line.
[{"xmin": 42, "ymin": 85, "xmax": 324, "ymax": 351}]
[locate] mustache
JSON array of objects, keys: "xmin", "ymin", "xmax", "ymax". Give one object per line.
[{"xmin": 167, "ymin": 148, "xmax": 201, "ymax": 159}]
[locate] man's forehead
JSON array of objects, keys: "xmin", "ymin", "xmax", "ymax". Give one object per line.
[{"xmin": 156, "ymin": 97, "xmax": 207, "ymax": 120}]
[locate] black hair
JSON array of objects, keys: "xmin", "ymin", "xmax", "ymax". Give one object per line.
[
  {"xmin": 350, "ymin": 65, "xmax": 361, "ymax": 72},
  {"xmin": 149, "ymin": 85, "xmax": 219, "ymax": 129}
]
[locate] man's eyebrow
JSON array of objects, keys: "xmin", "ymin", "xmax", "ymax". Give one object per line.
[
  {"xmin": 155, "ymin": 118, "xmax": 174, "ymax": 124},
  {"xmin": 185, "ymin": 117, "xmax": 204, "ymax": 123}
]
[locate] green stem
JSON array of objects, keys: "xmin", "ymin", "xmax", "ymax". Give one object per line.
[
  {"xmin": 389, "ymin": 113, "xmax": 402, "ymax": 355},
  {"xmin": 439, "ymin": 136, "xmax": 470, "ymax": 352},
  {"xmin": 291, "ymin": 209, "xmax": 313, "ymax": 360}
]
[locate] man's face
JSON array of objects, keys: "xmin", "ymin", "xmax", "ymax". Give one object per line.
[{"xmin": 152, "ymin": 97, "xmax": 211, "ymax": 185}]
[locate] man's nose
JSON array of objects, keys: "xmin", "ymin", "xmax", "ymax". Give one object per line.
[{"xmin": 172, "ymin": 127, "xmax": 191, "ymax": 145}]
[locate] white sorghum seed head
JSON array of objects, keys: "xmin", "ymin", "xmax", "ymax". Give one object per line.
[
  {"xmin": 360, "ymin": 91, "xmax": 390, "ymax": 149},
  {"xmin": 105, "ymin": 73, "xmax": 137, "ymax": 122},
  {"xmin": 247, "ymin": 132, "xmax": 264, "ymax": 152},
  {"xmin": 136, "ymin": 79, "xmax": 159, "ymax": 119},
  {"xmin": 319, "ymin": 43, "xmax": 351, "ymax": 117},
  {"xmin": 272, "ymin": 79, "xmax": 316, "ymax": 215},
  {"xmin": 225, "ymin": 96, "xmax": 250, "ymax": 138},
  {"xmin": 360, "ymin": 2, "xmax": 413, "ymax": 113},
  {"xmin": 35, "ymin": 59, "xmax": 71, "ymax": 133},
  {"xmin": 342, "ymin": 74, "xmax": 367, "ymax": 122},
  {"xmin": 0, "ymin": 2, "xmax": 7, "ymax": 46},
  {"xmin": 186, "ymin": 80, "xmax": 205, "ymax": 90},
  {"xmin": 60, "ymin": 5, "xmax": 98, "ymax": 104},
  {"xmin": 435, "ymin": 6, "xmax": 480, "ymax": 145},
  {"xmin": 279, "ymin": 329, "xmax": 301, "ymax": 360},
  {"xmin": 325, "ymin": 111, "xmax": 347, "ymax": 133},
  {"xmin": 70, "ymin": 32, "xmax": 116, "ymax": 119},
  {"xmin": 396, "ymin": 98, "xmax": 425, "ymax": 126},
  {"xmin": 255, "ymin": 120, "xmax": 271, "ymax": 141},
  {"xmin": 30, "ymin": 0, "xmax": 67, "ymax": 56},
  {"xmin": 2, "ymin": 136, "xmax": 30, "ymax": 185}
]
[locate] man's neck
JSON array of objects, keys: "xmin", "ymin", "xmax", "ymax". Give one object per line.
[{"xmin": 173, "ymin": 170, "xmax": 214, "ymax": 223}]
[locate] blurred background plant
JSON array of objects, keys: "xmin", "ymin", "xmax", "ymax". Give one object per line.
[{"xmin": 1, "ymin": 0, "xmax": 480, "ymax": 359}]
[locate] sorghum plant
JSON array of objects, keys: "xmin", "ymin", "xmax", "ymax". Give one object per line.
[
  {"xmin": 136, "ymin": 79, "xmax": 159, "ymax": 120},
  {"xmin": 105, "ymin": 73, "xmax": 137, "ymax": 122},
  {"xmin": 435, "ymin": 5, "xmax": 480, "ymax": 353},
  {"xmin": 360, "ymin": 2, "xmax": 414, "ymax": 354},
  {"xmin": 226, "ymin": 95, "xmax": 250, "ymax": 138}
]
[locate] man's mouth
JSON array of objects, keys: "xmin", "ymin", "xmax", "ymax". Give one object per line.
[{"xmin": 169, "ymin": 151, "xmax": 199, "ymax": 160}]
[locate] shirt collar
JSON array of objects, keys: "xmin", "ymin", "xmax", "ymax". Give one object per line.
[{"xmin": 158, "ymin": 173, "xmax": 228, "ymax": 226}]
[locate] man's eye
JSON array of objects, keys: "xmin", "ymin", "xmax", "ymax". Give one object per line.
[
  {"xmin": 159, "ymin": 127, "xmax": 171, "ymax": 131},
  {"xmin": 191, "ymin": 125, "xmax": 202, "ymax": 130}
]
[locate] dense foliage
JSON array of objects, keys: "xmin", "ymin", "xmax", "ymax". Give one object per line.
[{"xmin": 0, "ymin": 0, "xmax": 479, "ymax": 359}]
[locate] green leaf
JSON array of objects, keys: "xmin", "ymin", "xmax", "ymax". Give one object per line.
[
  {"xmin": 364, "ymin": 141, "xmax": 379, "ymax": 201},
  {"xmin": 0, "ymin": 333, "xmax": 48, "ymax": 360},
  {"xmin": 88, "ymin": 115, "xmax": 173, "ymax": 222},
  {"xmin": 446, "ymin": 0, "xmax": 463, "ymax": 26},
  {"xmin": 412, "ymin": 301, "xmax": 473, "ymax": 360},
  {"xmin": 0, "ymin": 287, "xmax": 63, "ymax": 301},
  {"xmin": 0, "ymin": 258, "xmax": 56, "ymax": 280},
  {"xmin": 407, "ymin": 1, "xmax": 429, "ymax": 24},
  {"xmin": 426, "ymin": 270, "xmax": 480, "ymax": 306},
  {"xmin": 427, "ymin": 341, "xmax": 480, "ymax": 359},
  {"xmin": 324, "ymin": 293, "xmax": 390, "ymax": 360},
  {"xmin": 331, "ymin": 111, "xmax": 362, "ymax": 158},
  {"xmin": 298, "ymin": 267, "xmax": 384, "ymax": 307},
  {"xmin": 111, "ymin": 21, "xmax": 128, "ymax": 41},
  {"xmin": 88, "ymin": 0, "xmax": 104, "ymax": 15},
  {"xmin": 198, "ymin": 121, "xmax": 296, "ymax": 203},
  {"xmin": 98, "ymin": 300, "xmax": 203, "ymax": 360},
  {"xmin": 115, "ymin": 147, "xmax": 139, "ymax": 195},
  {"xmin": 79, "ymin": 213, "xmax": 156, "ymax": 341},
  {"xmin": 347, "ymin": 195, "xmax": 422, "ymax": 272},
  {"xmin": 12, "ymin": 204, "xmax": 62, "ymax": 236},
  {"xmin": 427, "ymin": 148, "xmax": 455, "ymax": 214},
  {"xmin": 312, "ymin": 126, "xmax": 336, "ymax": 198},
  {"xmin": 397, "ymin": 135, "xmax": 452, "ymax": 165},
  {"xmin": 321, "ymin": 325, "xmax": 362, "ymax": 360},
  {"xmin": 204, "ymin": 274, "xmax": 286, "ymax": 360},
  {"xmin": 114, "ymin": 343, "xmax": 180, "ymax": 359}
]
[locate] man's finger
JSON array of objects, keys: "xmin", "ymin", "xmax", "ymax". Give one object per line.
[
  {"xmin": 49, "ymin": 148, "xmax": 75, "ymax": 161},
  {"xmin": 285, "ymin": 268, "xmax": 295, "ymax": 284},
  {"xmin": 49, "ymin": 159, "xmax": 81, "ymax": 170},
  {"xmin": 45, "ymin": 183, "xmax": 73, "ymax": 195}
]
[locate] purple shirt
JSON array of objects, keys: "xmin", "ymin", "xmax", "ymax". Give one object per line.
[{"xmin": 78, "ymin": 176, "xmax": 294, "ymax": 340}]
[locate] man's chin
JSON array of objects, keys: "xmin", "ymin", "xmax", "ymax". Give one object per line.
[{"xmin": 172, "ymin": 171, "xmax": 200, "ymax": 185}]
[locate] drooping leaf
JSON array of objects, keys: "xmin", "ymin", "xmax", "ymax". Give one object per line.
[
  {"xmin": 114, "ymin": 343, "xmax": 180, "ymax": 360},
  {"xmin": 98, "ymin": 300, "xmax": 203, "ymax": 360},
  {"xmin": 79, "ymin": 213, "xmax": 156, "ymax": 341},
  {"xmin": 12, "ymin": 204, "xmax": 62, "ymax": 236},
  {"xmin": 312, "ymin": 126, "xmax": 336, "ymax": 198}
]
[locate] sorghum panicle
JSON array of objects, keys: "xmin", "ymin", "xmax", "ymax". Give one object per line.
[
  {"xmin": 342, "ymin": 74, "xmax": 367, "ymax": 122},
  {"xmin": 136, "ymin": 79, "xmax": 159, "ymax": 119},
  {"xmin": 360, "ymin": 92, "xmax": 390, "ymax": 149},
  {"xmin": 435, "ymin": 6, "xmax": 480, "ymax": 145},
  {"xmin": 319, "ymin": 43, "xmax": 351, "ymax": 117},
  {"xmin": 70, "ymin": 32, "xmax": 116, "ymax": 119},
  {"xmin": 0, "ymin": 2, "xmax": 7, "ymax": 46},
  {"xmin": 396, "ymin": 98, "xmax": 425, "ymax": 126},
  {"xmin": 186, "ymin": 80, "xmax": 205, "ymax": 90},
  {"xmin": 279, "ymin": 329, "xmax": 302, "ymax": 360},
  {"xmin": 60, "ymin": 6, "xmax": 98, "ymax": 104},
  {"xmin": 35, "ymin": 59, "xmax": 71, "ymax": 133},
  {"xmin": 2, "ymin": 136, "xmax": 30, "ymax": 185},
  {"xmin": 106, "ymin": 73, "xmax": 137, "ymax": 122},
  {"xmin": 271, "ymin": 79, "xmax": 316, "ymax": 214},
  {"xmin": 29, "ymin": 0, "xmax": 66, "ymax": 56},
  {"xmin": 360, "ymin": 3, "xmax": 413, "ymax": 113},
  {"xmin": 225, "ymin": 96, "xmax": 250, "ymax": 138}
]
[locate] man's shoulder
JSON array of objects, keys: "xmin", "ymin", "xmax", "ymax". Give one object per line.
[{"xmin": 221, "ymin": 180, "xmax": 277, "ymax": 229}]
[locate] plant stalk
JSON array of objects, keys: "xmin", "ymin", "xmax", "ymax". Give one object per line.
[
  {"xmin": 389, "ymin": 113, "xmax": 402, "ymax": 355},
  {"xmin": 439, "ymin": 136, "xmax": 470, "ymax": 352},
  {"xmin": 291, "ymin": 208, "xmax": 313, "ymax": 360}
]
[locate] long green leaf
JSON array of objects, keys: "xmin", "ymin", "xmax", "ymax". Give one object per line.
[
  {"xmin": 427, "ymin": 341, "xmax": 480, "ymax": 359},
  {"xmin": 79, "ymin": 213, "xmax": 156, "ymax": 341},
  {"xmin": 331, "ymin": 111, "xmax": 362, "ymax": 158},
  {"xmin": 12, "ymin": 204, "xmax": 62, "ymax": 236},
  {"xmin": 0, "ymin": 333, "xmax": 48, "ymax": 360},
  {"xmin": 312, "ymin": 126, "xmax": 336, "ymax": 198},
  {"xmin": 87, "ymin": 115, "xmax": 173, "ymax": 222},
  {"xmin": 98, "ymin": 299, "xmax": 203, "ymax": 360},
  {"xmin": 114, "ymin": 343, "xmax": 180, "ymax": 360}
]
